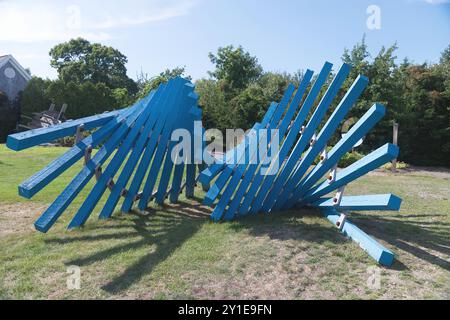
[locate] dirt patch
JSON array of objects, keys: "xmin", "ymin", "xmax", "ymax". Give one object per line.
[
  {"xmin": 370, "ymin": 166, "xmax": 450, "ymax": 180},
  {"xmin": 0, "ymin": 202, "xmax": 45, "ymax": 237}
]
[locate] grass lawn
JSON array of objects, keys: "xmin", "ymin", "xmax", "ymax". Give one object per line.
[{"xmin": 0, "ymin": 145, "xmax": 449, "ymax": 299}]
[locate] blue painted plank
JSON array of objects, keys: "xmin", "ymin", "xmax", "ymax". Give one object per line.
[
  {"xmin": 17, "ymin": 98, "xmax": 150, "ymax": 199},
  {"xmin": 95, "ymin": 86, "xmax": 167, "ymax": 220},
  {"xmin": 230, "ymin": 79, "xmax": 308, "ymax": 215},
  {"xmin": 67, "ymin": 89, "xmax": 160, "ymax": 228},
  {"xmin": 33, "ymin": 99, "xmax": 148, "ymax": 233},
  {"xmin": 256, "ymin": 63, "xmax": 350, "ymax": 214},
  {"xmin": 295, "ymin": 103, "xmax": 386, "ymax": 200},
  {"xmin": 121, "ymin": 78, "xmax": 186, "ymax": 213},
  {"xmin": 170, "ymin": 107, "xmax": 202, "ymax": 203},
  {"xmin": 202, "ymin": 122, "xmax": 261, "ymax": 207},
  {"xmin": 137, "ymin": 80, "xmax": 193, "ymax": 210},
  {"xmin": 208, "ymin": 124, "xmax": 263, "ymax": 220},
  {"xmin": 274, "ymin": 74, "xmax": 369, "ymax": 211},
  {"xmin": 7, "ymin": 107, "xmax": 131, "ymax": 151},
  {"xmin": 322, "ymin": 208, "xmax": 395, "ymax": 266},
  {"xmin": 198, "ymin": 101, "xmax": 278, "ymax": 186},
  {"xmin": 169, "ymin": 164, "xmax": 186, "ymax": 203},
  {"xmin": 155, "ymin": 91, "xmax": 199, "ymax": 204},
  {"xmin": 239, "ymin": 63, "xmax": 335, "ymax": 215},
  {"xmin": 239, "ymin": 62, "xmax": 337, "ymax": 215},
  {"xmin": 312, "ymin": 194, "xmax": 402, "ymax": 211},
  {"xmin": 185, "ymin": 160, "xmax": 197, "ymax": 198},
  {"xmin": 202, "ymin": 97, "xmax": 282, "ymax": 206},
  {"xmin": 301, "ymin": 143, "xmax": 400, "ymax": 204},
  {"xmin": 184, "ymin": 103, "xmax": 202, "ymax": 199},
  {"xmin": 221, "ymin": 71, "xmax": 314, "ymax": 221},
  {"xmin": 211, "ymin": 84, "xmax": 295, "ymax": 215}
]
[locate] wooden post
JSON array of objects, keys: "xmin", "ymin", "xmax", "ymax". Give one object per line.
[{"xmin": 392, "ymin": 122, "xmax": 399, "ymax": 172}]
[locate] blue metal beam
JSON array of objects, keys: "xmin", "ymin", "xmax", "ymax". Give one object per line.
[
  {"xmin": 17, "ymin": 99, "xmax": 149, "ymax": 199},
  {"xmin": 219, "ymin": 71, "xmax": 314, "ymax": 221},
  {"xmin": 249, "ymin": 62, "xmax": 346, "ymax": 214},
  {"xmin": 275, "ymin": 74, "xmax": 369, "ymax": 211},
  {"xmin": 121, "ymin": 79, "xmax": 187, "ymax": 213},
  {"xmin": 301, "ymin": 143, "xmax": 399, "ymax": 204},
  {"xmin": 137, "ymin": 80, "xmax": 193, "ymax": 210},
  {"xmin": 67, "ymin": 88, "xmax": 160, "ymax": 228},
  {"xmin": 7, "ymin": 107, "xmax": 132, "ymax": 151},
  {"xmin": 34, "ymin": 100, "xmax": 148, "ymax": 233},
  {"xmin": 295, "ymin": 103, "xmax": 386, "ymax": 200},
  {"xmin": 322, "ymin": 208, "xmax": 395, "ymax": 266},
  {"xmin": 312, "ymin": 194, "xmax": 402, "ymax": 211},
  {"xmin": 155, "ymin": 90, "xmax": 199, "ymax": 204}
]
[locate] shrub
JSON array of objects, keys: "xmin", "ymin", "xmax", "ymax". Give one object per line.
[
  {"xmin": 382, "ymin": 161, "xmax": 410, "ymax": 171},
  {"xmin": 338, "ymin": 151, "xmax": 364, "ymax": 168},
  {"xmin": 311, "ymin": 148, "xmax": 364, "ymax": 168}
]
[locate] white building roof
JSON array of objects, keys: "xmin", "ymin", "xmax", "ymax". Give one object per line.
[{"xmin": 0, "ymin": 55, "xmax": 32, "ymax": 81}]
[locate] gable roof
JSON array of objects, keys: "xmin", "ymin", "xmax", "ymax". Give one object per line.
[{"xmin": 0, "ymin": 55, "xmax": 32, "ymax": 81}]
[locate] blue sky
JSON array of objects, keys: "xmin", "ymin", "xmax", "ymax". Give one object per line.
[{"xmin": 0, "ymin": 0, "xmax": 449, "ymax": 80}]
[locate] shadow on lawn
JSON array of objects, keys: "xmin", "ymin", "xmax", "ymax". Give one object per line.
[
  {"xmin": 229, "ymin": 208, "xmax": 449, "ymax": 271},
  {"xmin": 350, "ymin": 213, "xmax": 450, "ymax": 271},
  {"xmin": 230, "ymin": 208, "xmax": 349, "ymax": 244},
  {"xmin": 46, "ymin": 200, "xmax": 211, "ymax": 294},
  {"xmin": 45, "ymin": 200, "xmax": 448, "ymax": 293}
]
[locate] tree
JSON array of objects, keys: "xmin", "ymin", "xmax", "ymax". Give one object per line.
[
  {"xmin": 440, "ymin": 44, "xmax": 450, "ymax": 65},
  {"xmin": 338, "ymin": 37, "xmax": 402, "ymax": 152},
  {"xmin": 195, "ymin": 79, "xmax": 229, "ymax": 130},
  {"xmin": 398, "ymin": 54, "xmax": 450, "ymax": 166},
  {"xmin": 49, "ymin": 38, "xmax": 137, "ymax": 94},
  {"xmin": 136, "ymin": 67, "xmax": 191, "ymax": 99},
  {"xmin": 0, "ymin": 91, "xmax": 20, "ymax": 143},
  {"xmin": 197, "ymin": 70, "xmax": 294, "ymax": 130},
  {"xmin": 208, "ymin": 45, "xmax": 263, "ymax": 94},
  {"xmin": 20, "ymin": 77, "xmax": 52, "ymax": 115},
  {"xmin": 45, "ymin": 80, "xmax": 121, "ymax": 119}
]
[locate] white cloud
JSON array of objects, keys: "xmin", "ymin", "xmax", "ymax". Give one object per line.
[
  {"xmin": 0, "ymin": 0, "xmax": 199, "ymax": 43},
  {"xmin": 424, "ymin": 0, "xmax": 450, "ymax": 4},
  {"xmin": 89, "ymin": 0, "xmax": 199, "ymax": 29}
]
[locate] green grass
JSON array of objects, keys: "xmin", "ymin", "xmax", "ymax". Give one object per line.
[{"xmin": 0, "ymin": 145, "xmax": 449, "ymax": 299}]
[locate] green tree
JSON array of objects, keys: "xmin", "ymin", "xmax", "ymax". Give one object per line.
[
  {"xmin": 49, "ymin": 37, "xmax": 137, "ymax": 94},
  {"xmin": 338, "ymin": 37, "xmax": 403, "ymax": 152},
  {"xmin": 195, "ymin": 79, "xmax": 229, "ymax": 130},
  {"xmin": 20, "ymin": 77, "xmax": 52, "ymax": 115},
  {"xmin": 399, "ymin": 50, "xmax": 450, "ymax": 166},
  {"xmin": 229, "ymin": 72, "xmax": 293, "ymax": 129},
  {"xmin": 136, "ymin": 67, "xmax": 191, "ymax": 99},
  {"xmin": 45, "ymin": 80, "xmax": 120, "ymax": 119},
  {"xmin": 208, "ymin": 45, "xmax": 263, "ymax": 95}
]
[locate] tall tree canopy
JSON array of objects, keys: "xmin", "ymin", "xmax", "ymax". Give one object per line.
[
  {"xmin": 197, "ymin": 46, "xmax": 293, "ymax": 131},
  {"xmin": 49, "ymin": 38, "xmax": 137, "ymax": 94},
  {"xmin": 136, "ymin": 67, "xmax": 191, "ymax": 99},
  {"xmin": 208, "ymin": 45, "xmax": 263, "ymax": 94}
]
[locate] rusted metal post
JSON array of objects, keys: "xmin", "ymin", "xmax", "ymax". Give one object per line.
[{"xmin": 392, "ymin": 122, "xmax": 399, "ymax": 172}]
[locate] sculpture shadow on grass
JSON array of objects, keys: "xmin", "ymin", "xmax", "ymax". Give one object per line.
[
  {"xmin": 349, "ymin": 213, "xmax": 450, "ymax": 271},
  {"xmin": 45, "ymin": 200, "xmax": 210, "ymax": 294},
  {"xmin": 40, "ymin": 202, "xmax": 406, "ymax": 294},
  {"xmin": 43, "ymin": 200, "xmax": 450, "ymax": 294}
]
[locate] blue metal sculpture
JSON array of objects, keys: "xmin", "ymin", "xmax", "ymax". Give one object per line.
[{"xmin": 6, "ymin": 62, "xmax": 402, "ymax": 266}]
